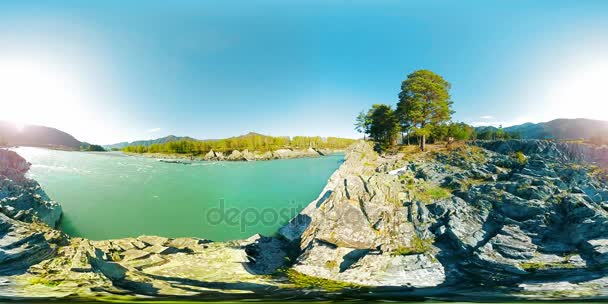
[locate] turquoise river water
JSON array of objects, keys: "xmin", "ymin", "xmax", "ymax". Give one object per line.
[{"xmin": 13, "ymin": 147, "xmax": 343, "ymax": 241}]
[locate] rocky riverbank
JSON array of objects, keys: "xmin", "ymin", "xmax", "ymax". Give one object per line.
[
  {"xmin": 2, "ymin": 140, "xmax": 608, "ymax": 301},
  {"xmin": 125, "ymin": 147, "xmax": 337, "ymax": 162}
]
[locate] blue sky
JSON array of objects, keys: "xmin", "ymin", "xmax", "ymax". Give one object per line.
[{"xmin": 0, "ymin": 0, "xmax": 607, "ymax": 144}]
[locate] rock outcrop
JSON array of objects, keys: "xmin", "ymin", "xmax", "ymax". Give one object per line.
[
  {"xmin": 3, "ymin": 141, "xmax": 608, "ymax": 300},
  {"xmin": 203, "ymin": 149, "xmax": 217, "ymax": 161},
  {"xmin": 226, "ymin": 149, "xmax": 245, "ymax": 161},
  {"xmin": 0, "ymin": 149, "xmax": 62, "ymax": 228},
  {"xmin": 280, "ymin": 140, "xmax": 608, "ymax": 297},
  {"xmin": 474, "ymin": 139, "xmax": 608, "ymax": 168},
  {"xmin": 0, "ymin": 213, "xmax": 67, "ymax": 276},
  {"xmin": 0, "ymin": 149, "xmax": 30, "ymax": 183}
]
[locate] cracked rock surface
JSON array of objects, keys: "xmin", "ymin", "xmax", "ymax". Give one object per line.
[{"xmin": 2, "ymin": 140, "xmax": 608, "ymax": 301}]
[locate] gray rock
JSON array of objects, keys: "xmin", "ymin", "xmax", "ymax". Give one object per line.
[
  {"xmin": 226, "ymin": 150, "xmax": 245, "ymax": 161},
  {"xmin": 583, "ymin": 238, "xmax": 608, "ymax": 264},
  {"xmin": 3, "ymin": 140, "xmax": 608, "ymax": 300},
  {"xmin": 0, "ymin": 213, "xmax": 65, "ymax": 275},
  {"xmin": 203, "ymin": 149, "xmax": 217, "ymax": 161}
]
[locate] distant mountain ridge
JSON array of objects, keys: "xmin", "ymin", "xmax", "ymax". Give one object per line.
[
  {"xmin": 0, "ymin": 121, "xmax": 82, "ymax": 149},
  {"xmin": 104, "ymin": 132, "xmax": 287, "ymax": 150},
  {"xmin": 103, "ymin": 135, "xmax": 196, "ymax": 150},
  {"xmin": 475, "ymin": 118, "xmax": 608, "ymax": 140}
]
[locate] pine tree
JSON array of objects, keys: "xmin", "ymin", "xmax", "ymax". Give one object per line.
[{"xmin": 397, "ymin": 70, "xmax": 453, "ymax": 151}]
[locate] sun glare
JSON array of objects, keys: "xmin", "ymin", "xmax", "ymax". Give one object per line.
[
  {"xmin": 543, "ymin": 60, "xmax": 608, "ymax": 120},
  {"xmin": 0, "ymin": 57, "xmax": 86, "ymax": 127}
]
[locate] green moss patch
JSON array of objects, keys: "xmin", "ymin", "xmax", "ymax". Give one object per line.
[
  {"xmin": 391, "ymin": 236, "xmax": 433, "ymax": 256},
  {"xmin": 29, "ymin": 277, "xmax": 62, "ymax": 287},
  {"xmin": 406, "ymin": 181, "xmax": 452, "ymax": 204},
  {"xmin": 283, "ymin": 269, "xmax": 362, "ymax": 292},
  {"xmin": 520, "ymin": 261, "xmax": 577, "ymax": 272}
]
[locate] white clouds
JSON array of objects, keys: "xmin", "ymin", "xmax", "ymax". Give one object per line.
[
  {"xmin": 146, "ymin": 128, "xmax": 161, "ymax": 133},
  {"xmin": 480, "ymin": 115, "xmax": 494, "ymax": 120}
]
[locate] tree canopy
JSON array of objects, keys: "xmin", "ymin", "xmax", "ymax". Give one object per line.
[
  {"xmin": 476, "ymin": 127, "xmax": 521, "ymax": 140},
  {"xmin": 354, "ymin": 111, "xmax": 371, "ymax": 139},
  {"xmin": 367, "ymin": 104, "xmax": 400, "ymax": 151},
  {"xmin": 122, "ymin": 133, "xmax": 356, "ymax": 155},
  {"xmin": 397, "ymin": 70, "xmax": 453, "ymax": 150},
  {"xmin": 355, "ymin": 69, "xmax": 482, "ymax": 152}
]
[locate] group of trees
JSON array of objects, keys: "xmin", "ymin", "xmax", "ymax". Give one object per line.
[
  {"xmin": 475, "ymin": 127, "xmax": 522, "ymax": 140},
  {"xmin": 355, "ymin": 104, "xmax": 400, "ymax": 151},
  {"xmin": 355, "ymin": 69, "xmax": 529, "ymax": 152},
  {"xmin": 355, "ymin": 70, "xmax": 460, "ymax": 151},
  {"xmin": 122, "ymin": 133, "xmax": 356, "ymax": 155},
  {"xmin": 81, "ymin": 144, "xmax": 106, "ymax": 152}
]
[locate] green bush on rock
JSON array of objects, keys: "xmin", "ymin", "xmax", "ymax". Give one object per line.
[
  {"xmin": 514, "ymin": 151, "xmax": 527, "ymax": 166},
  {"xmin": 282, "ymin": 269, "xmax": 362, "ymax": 292}
]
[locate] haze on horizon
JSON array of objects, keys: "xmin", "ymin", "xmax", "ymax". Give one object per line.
[{"xmin": 0, "ymin": 0, "xmax": 607, "ymax": 144}]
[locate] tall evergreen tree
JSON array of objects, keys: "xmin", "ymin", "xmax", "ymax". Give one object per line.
[
  {"xmin": 354, "ymin": 110, "xmax": 371, "ymax": 140},
  {"xmin": 397, "ymin": 70, "xmax": 453, "ymax": 151},
  {"xmin": 368, "ymin": 104, "xmax": 400, "ymax": 151}
]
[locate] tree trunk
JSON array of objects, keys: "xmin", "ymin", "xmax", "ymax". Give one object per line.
[{"xmin": 420, "ymin": 134, "xmax": 426, "ymax": 151}]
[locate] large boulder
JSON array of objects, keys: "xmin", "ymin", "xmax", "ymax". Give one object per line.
[
  {"xmin": 0, "ymin": 150, "xmax": 62, "ymax": 227},
  {"xmin": 226, "ymin": 150, "xmax": 245, "ymax": 161},
  {"xmin": 0, "ymin": 212, "xmax": 67, "ymax": 275},
  {"xmin": 272, "ymin": 149, "xmax": 294, "ymax": 159},
  {"xmin": 203, "ymin": 149, "xmax": 217, "ymax": 161},
  {"xmin": 0, "ymin": 149, "xmax": 30, "ymax": 183},
  {"xmin": 241, "ymin": 149, "xmax": 256, "ymax": 161}
]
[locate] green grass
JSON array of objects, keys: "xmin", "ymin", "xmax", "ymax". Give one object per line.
[
  {"xmin": 406, "ymin": 181, "xmax": 452, "ymax": 204},
  {"xmin": 520, "ymin": 260, "xmax": 577, "ymax": 272},
  {"xmin": 29, "ymin": 277, "xmax": 62, "ymax": 287},
  {"xmin": 283, "ymin": 269, "xmax": 362, "ymax": 292},
  {"xmin": 391, "ymin": 235, "xmax": 433, "ymax": 256},
  {"xmin": 427, "ymin": 186, "xmax": 451, "ymax": 200},
  {"xmin": 435, "ymin": 145, "xmax": 487, "ymax": 165}
]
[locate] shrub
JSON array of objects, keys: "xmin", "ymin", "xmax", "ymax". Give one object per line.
[{"xmin": 514, "ymin": 151, "xmax": 527, "ymax": 165}]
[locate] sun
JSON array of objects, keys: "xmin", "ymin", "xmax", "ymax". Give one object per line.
[
  {"xmin": 543, "ymin": 59, "xmax": 608, "ymax": 120},
  {"xmin": 0, "ymin": 57, "xmax": 85, "ymax": 127}
]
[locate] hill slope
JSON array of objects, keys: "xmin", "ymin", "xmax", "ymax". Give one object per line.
[
  {"xmin": 476, "ymin": 118, "xmax": 608, "ymax": 140},
  {"xmin": 0, "ymin": 121, "xmax": 82, "ymax": 149},
  {"xmin": 104, "ymin": 135, "xmax": 196, "ymax": 150}
]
